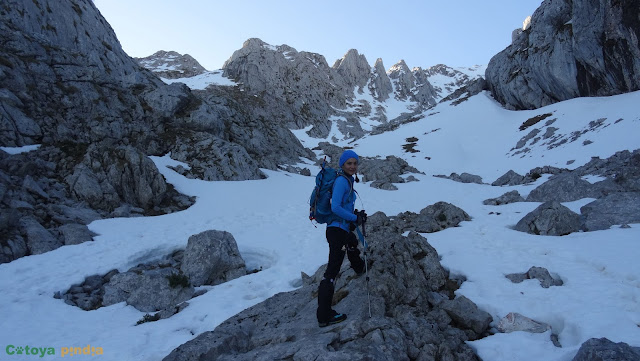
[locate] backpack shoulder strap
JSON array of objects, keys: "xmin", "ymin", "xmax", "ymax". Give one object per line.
[{"xmin": 334, "ymin": 170, "xmax": 354, "ymax": 194}]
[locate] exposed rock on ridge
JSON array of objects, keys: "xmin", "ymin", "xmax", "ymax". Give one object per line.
[
  {"xmin": 136, "ymin": 50, "xmax": 208, "ymax": 79},
  {"xmin": 486, "ymin": 0, "xmax": 640, "ymax": 110}
]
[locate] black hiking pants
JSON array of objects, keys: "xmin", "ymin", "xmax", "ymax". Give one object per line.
[{"xmin": 316, "ymin": 226, "xmax": 365, "ymax": 322}]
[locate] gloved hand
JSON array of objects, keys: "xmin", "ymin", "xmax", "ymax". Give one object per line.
[{"xmin": 355, "ymin": 210, "xmax": 367, "ymax": 226}]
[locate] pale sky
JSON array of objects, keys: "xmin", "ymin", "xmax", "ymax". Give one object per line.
[{"xmin": 93, "ymin": 0, "xmax": 543, "ymax": 70}]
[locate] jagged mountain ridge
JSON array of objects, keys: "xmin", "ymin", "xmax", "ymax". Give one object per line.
[{"xmin": 138, "ymin": 39, "xmax": 483, "ymax": 142}]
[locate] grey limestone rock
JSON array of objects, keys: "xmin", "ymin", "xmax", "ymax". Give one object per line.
[
  {"xmin": 580, "ymin": 192, "xmax": 640, "ymax": 231},
  {"xmin": 20, "ymin": 216, "xmax": 62, "ymax": 255},
  {"xmin": 492, "ymin": 170, "xmax": 526, "ymax": 186},
  {"xmin": 441, "ymin": 295, "xmax": 493, "ymax": 335},
  {"xmin": 58, "ymin": 223, "xmax": 95, "ymax": 245},
  {"xmin": 66, "ymin": 145, "xmax": 169, "ymax": 212},
  {"xmin": 388, "ymin": 60, "xmax": 416, "ymax": 101},
  {"xmin": 572, "ymin": 338, "xmax": 640, "ymax": 361},
  {"xmin": 514, "ymin": 201, "xmax": 581, "ymax": 236},
  {"xmin": 333, "ymin": 49, "xmax": 371, "ymax": 92},
  {"xmin": 486, "ymin": 0, "xmax": 640, "ymax": 110},
  {"xmin": 392, "ymin": 201, "xmax": 471, "ymax": 234},
  {"xmin": 180, "ymin": 230, "xmax": 246, "ymax": 287},
  {"xmin": 526, "ymin": 173, "xmax": 597, "ymax": 202},
  {"xmin": 103, "ymin": 268, "xmax": 195, "ymax": 312},
  {"xmin": 358, "ymin": 156, "xmax": 422, "ymax": 188},
  {"xmin": 506, "ymin": 266, "xmax": 564, "ymax": 288},
  {"xmin": 369, "ymin": 58, "xmax": 393, "ymax": 102},
  {"xmin": 434, "ymin": 172, "xmax": 484, "ymax": 184},
  {"xmin": 483, "ymin": 190, "xmax": 525, "ymax": 206}
]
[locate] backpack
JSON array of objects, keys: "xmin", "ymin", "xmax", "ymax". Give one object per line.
[{"xmin": 309, "ymin": 159, "xmax": 352, "ymax": 224}]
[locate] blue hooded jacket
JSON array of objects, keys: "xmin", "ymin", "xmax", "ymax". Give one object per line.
[{"xmin": 328, "ymin": 174, "xmax": 357, "ymax": 231}]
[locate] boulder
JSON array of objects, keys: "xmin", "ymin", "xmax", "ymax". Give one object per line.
[
  {"xmin": 483, "ymin": 190, "xmax": 525, "ymax": 205},
  {"xmin": 58, "ymin": 223, "xmax": 95, "ymax": 245},
  {"xmin": 435, "ymin": 172, "xmax": 484, "ymax": 184},
  {"xmin": 441, "ymin": 295, "xmax": 493, "ymax": 335},
  {"xmin": 180, "ymin": 230, "xmax": 246, "ymax": 287},
  {"xmin": 506, "ymin": 266, "xmax": 564, "ymax": 288},
  {"xmin": 526, "ymin": 173, "xmax": 597, "ymax": 202},
  {"xmin": 103, "ymin": 268, "xmax": 194, "ymax": 312},
  {"xmin": 20, "ymin": 217, "xmax": 62, "ymax": 255},
  {"xmin": 394, "ymin": 202, "xmax": 471, "ymax": 234},
  {"xmin": 514, "ymin": 201, "xmax": 581, "ymax": 236},
  {"xmin": 492, "ymin": 170, "xmax": 525, "ymax": 186}
]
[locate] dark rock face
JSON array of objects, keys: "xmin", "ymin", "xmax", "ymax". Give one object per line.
[
  {"xmin": 486, "ymin": 0, "xmax": 640, "ymax": 110},
  {"xmin": 163, "ymin": 209, "xmax": 489, "ymax": 361}
]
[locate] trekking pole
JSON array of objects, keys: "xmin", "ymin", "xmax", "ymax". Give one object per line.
[{"xmin": 357, "ymin": 214, "xmax": 372, "ymax": 318}]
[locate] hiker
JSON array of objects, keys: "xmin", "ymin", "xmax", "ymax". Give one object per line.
[{"xmin": 316, "ymin": 149, "xmax": 367, "ymax": 327}]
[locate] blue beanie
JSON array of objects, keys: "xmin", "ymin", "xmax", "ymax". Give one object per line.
[{"xmin": 339, "ymin": 150, "xmax": 359, "ymax": 167}]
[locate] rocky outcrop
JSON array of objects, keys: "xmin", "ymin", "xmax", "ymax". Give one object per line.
[
  {"xmin": 65, "ymin": 145, "xmax": 168, "ymax": 212},
  {"xmin": 486, "ymin": 0, "xmax": 640, "ymax": 110},
  {"xmin": 0, "ymin": 0, "xmax": 164, "ymax": 148},
  {"xmin": 571, "ymin": 338, "xmax": 640, "ymax": 361},
  {"xmin": 492, "ymin": 170, "xmax": 525, "ymax": 186},
  {"xmin": 526, "ymin": 173, "xmax": 598, "ymax": 202},
  {"xmin": 434, "ymin": 172, "xmax": 484, "ymax": 184},
  {"xmin": 103, "ymin": 268, "xmax": 195, "ymax": 312},
  {"xmin": 136, "ymin": 50, "xmax": 208, "ymax": 79},
  {"xmin": 580, "ymin": 192, "xmax": 640, "ymax": 231},
  {"xmin": 514, "ymin": 201, "xmax": 581, "ymax": 236},
  {"xmin": 163, "ymin": 210, "xmax": 489, "ymax": 361},
  {"xmin": 498, "ymin": 149, "xmax": 640, "ymax": 235},
  {"xmin": 483, "ymin": 190, "xmax": 525, "ymax": 205},
  {"xmin": 393, "ymin": 202, "xmax": 471, "ymax": 234}
]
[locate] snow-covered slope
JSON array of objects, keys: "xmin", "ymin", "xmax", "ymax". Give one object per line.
[{"xmin": 1, "ymin": 90, "xmax": 638, "ymax": 361}]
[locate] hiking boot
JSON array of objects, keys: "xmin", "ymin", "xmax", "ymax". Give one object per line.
[{"xmin": 318, "ymin": 310, "xmax": 347, "ymax": 327}]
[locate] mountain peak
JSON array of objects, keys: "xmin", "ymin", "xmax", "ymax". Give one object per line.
[{"xmin": 136, "ymin": 51, "xmax": 207, "ymax": 79}]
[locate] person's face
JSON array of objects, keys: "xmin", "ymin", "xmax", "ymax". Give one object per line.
[{"xmin": 341, "ymin": 158, "xmax": 358, "ymax": 176}]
